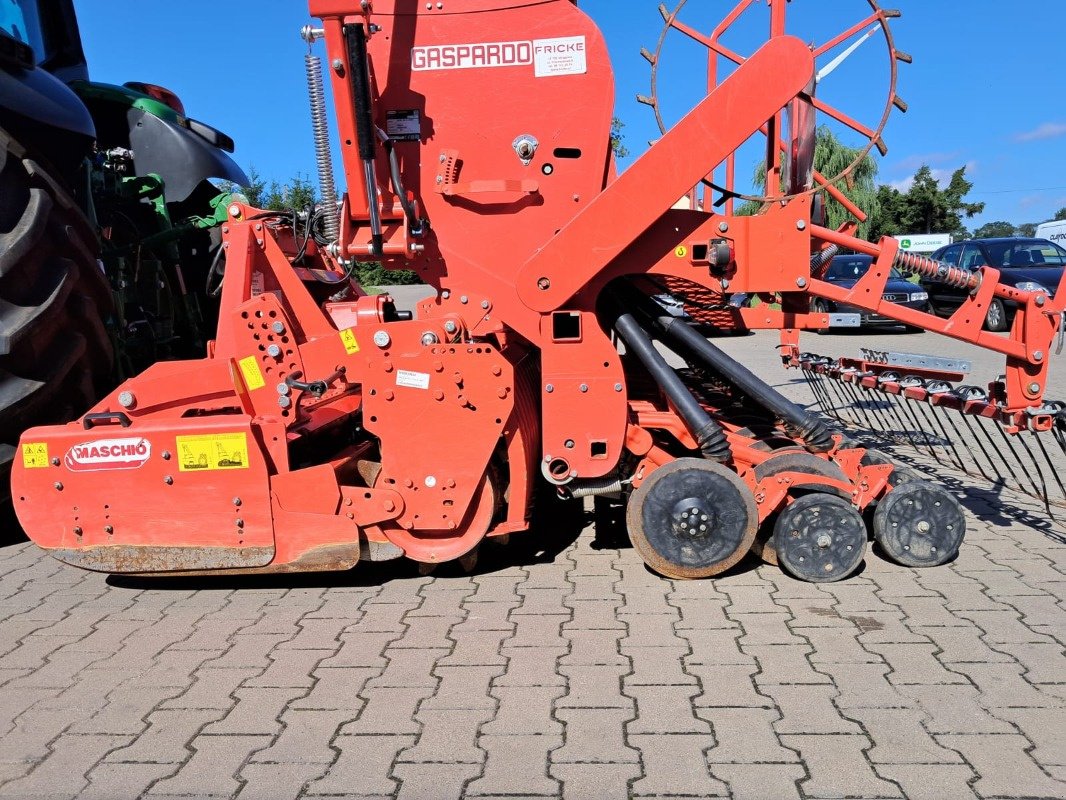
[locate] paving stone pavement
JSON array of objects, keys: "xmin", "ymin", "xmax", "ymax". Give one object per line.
[{"xmin": 0, "ymin": 485, "xmax": 1063, "ymax": 800}]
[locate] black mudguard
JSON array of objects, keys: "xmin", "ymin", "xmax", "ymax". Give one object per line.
[{"xmin": 128, "ymin": 108, "xmax": 248, "ymax": 203}]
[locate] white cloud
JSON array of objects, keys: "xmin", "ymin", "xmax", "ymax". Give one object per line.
[
  {"xmin": 892, "ymin": 152, "xmax": 961, "ymax": 173},
  {"xmin": 889, "ymin": 161, "xmax": 977, "ymax": 193},
  {"xmin": 1015, "ymin": 122, "xmax": 1066, "ymax": 142}
]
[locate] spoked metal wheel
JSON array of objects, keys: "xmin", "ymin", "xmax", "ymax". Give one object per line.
[
  {"xmin": 750, "ymin": 451, "xmax": 850, "ymax": 565},
  {"xmin": 627, "ymin": 458, "xmax": 758, "ymax": 579},
  {"xmin": 872, "ymin": 481, "xmax": 965, "ymax": 567},
  {"xmin": 774, "ymin": 494, "xmax": 867, "ymax": 582}
]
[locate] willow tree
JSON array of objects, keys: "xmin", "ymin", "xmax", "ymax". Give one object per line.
[{"xmin": 737, "ymin": 125, "xmax": 880, "ymax": 241}]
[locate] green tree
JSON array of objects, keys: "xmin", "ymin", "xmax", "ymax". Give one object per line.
[
  {"xmin": 1055, "ymin": 207, "xmax": 1066, "ymax": 222},
  {"xmin": 610, "ymin": 117, "xmax": 629, "ymax": 159},
  {"xmin": 1017, "ymin": 222, "xmax": 1038, "ymax": 237},
  {"xmin": 231, "ymin": 167, "xmax": 421, "ymax": 289},
  {"xmin": 869, "ymin": 165, "xmax": 984, "ymax": 241},
  {"xmin": 734, "ymin": 126, "xmax": 880, "ymax": 239},
  {"xmin": 239, "ymin": 167, "xmax": 317, "ymax": 211},
  {"xmin": 973, "ymin": 221, "xmax": 1016, "ymax": 239}
]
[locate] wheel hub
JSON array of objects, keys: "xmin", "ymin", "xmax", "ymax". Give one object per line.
[{"xmin": 672, "ymin": 498, "xmax": 716, "ymax": 538}]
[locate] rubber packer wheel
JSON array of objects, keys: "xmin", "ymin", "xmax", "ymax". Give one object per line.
[
  {"xmin": 750, "ymin": 451, "xmax": 849, "ymax": 566},
  {"xmin": 627, "ymin": 458, "xmax": 758, "ymax": 580},
  {"xmin": 872, "ymin": 481, "xmax": 966, "ymax": 567},
  {"xmin": 774, "ymin": 494, "xmax": 866, "ymax": 583}
]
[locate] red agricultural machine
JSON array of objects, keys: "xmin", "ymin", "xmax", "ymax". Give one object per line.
[{"xmin": 12, "ymin": 0, "xmax": 1066, "ymax": 582}]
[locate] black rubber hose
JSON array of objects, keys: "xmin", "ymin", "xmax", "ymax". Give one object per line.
[
  {"xmin": 612, "ymin": 308, "xmax": 732, "ymax": 463},
  {"xmin": 618, "ymin": 284, "xmax": 835, "ymax": 453}
]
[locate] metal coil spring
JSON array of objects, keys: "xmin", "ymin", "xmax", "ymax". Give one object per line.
[
  {"xmin": 893, "ymin": 249, "xmax": 978, "ymax": 291},
  {"xmin": 305, "ymin": 53, "xmax": 340, "ymax": 243}
]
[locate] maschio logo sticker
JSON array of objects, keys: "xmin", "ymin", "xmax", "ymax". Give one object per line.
[{"xmin": 65, "ymin": 437, "xmax": 151, "ymax": 472}]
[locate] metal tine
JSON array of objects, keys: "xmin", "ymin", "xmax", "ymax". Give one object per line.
[
  {"xmin": 891, "ymin": 392, "xmax": 944, "ymax": 463},
  {"xmin": 974, "ymin": 413, "xmax": 1030, "ymax": 493},
  {"xmin": 1014, "ymin": 430, "xmax": 1057, "ymax": 515},
  {"xmin": 993, "ymin": 422, "xmax": 1047, "ymax": 504},
  {"xmin": 822, "ymin": 373, "xmax": 858, "ymax": 425},
  {"xmin": 956, "ymin": 410, "xmax": 1005, "ymax": 484},
  {"xmin": 877, "ymin": 388, "xmax": 915, "ymax": 447},
  {"xmin": 913, "ymin": 398, "xmax": 970, "ymax": 474},
  {"xmin": 1031, "ymin": 431, "xmax": 1066, "ymax": 508},
  {"xmin": 853, "ymin": 380, "xmax": 897, "ymax": 434},
  {"xmin": 839, "ymin": 378, "xmax": 877, "ymax": 429},
  {"xmin": 936, "ymin": 404, "xmax": 990, "ymax": 479},
  {"xmin": 804, "ymin": 369, "xmax": 838, "ymax": 421}
]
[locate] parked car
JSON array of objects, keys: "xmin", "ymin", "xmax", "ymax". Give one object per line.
[
  {"xmin": 811, "ymin": 254, "xmax": 930, "ymax": 332},
  {"xmin": 925, "ymin": 238, "xmax": 1066, "ymax": 331}
]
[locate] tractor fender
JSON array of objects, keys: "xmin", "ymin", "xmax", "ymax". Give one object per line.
[{"xmin": 127, "ymin": 108, "xmax": 248, "ymax": 203}]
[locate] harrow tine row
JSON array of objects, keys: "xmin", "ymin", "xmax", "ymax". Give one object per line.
[{"xmin": 797, "ymin": 356, "xmax": 1066, "ymax": 516}]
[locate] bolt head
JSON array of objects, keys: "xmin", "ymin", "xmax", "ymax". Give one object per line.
[
  {"xmin": 421, "ymin": 332, "xmax": 439, "ymax": 346},
  {"xmin": 1029, "ymin": 382, "xmax": 1041, "ymax": 394},
  {"xmin": 579, "ymin": 384, "xmax": 589, "ymax": 393},
  {"xmin": 614, "ymin": 383, "xmax": 623, "ymax": 392},
  {"xmin": 1033, "ymin": 351, "xmax": 1044, "ymax": 362},
  {"xmin": 271, "ymin": 321, "xmax": 286, "ymax": 335},
  {"xmin": 267, "ymin": 344, "xmax": 282, "ymax": 358},
  {"xmin": 228, "ymin": 205, "xmax": 241, "ymax": 218},
  {"xmin": 373, "ymin": 330, "xmax": 391, "ymax": 348},
  {"xmin": 545, "ymin": 384, "xmax": 554, "ymax": 394},
  {"xmin": 118, "ymin": 391, "xmax": 136, "ymax": 409},
  {"xmin": 425, "ymin": 476, "xmax": 437, "ymax": 488},
  {"xmin": 796, "ymin": 220, "xmax": 807, "ymax": 230},
  {"xmin": 796, "ymin": 277, "xmax": 808, "ymax": 288},
  {"xmin": 444, "ymin": 321, "xmax": 457, "ymax": 334},
  {"xmin": 1035, "ymin": 294, "xmax": 1046, "ymax": 306},
  {"xmin": 481, "ymin": 300, "xmax": 490, "ymax": 309},
  {"xmin": 816, "ymin": 534, "xmax": 832, "ymax": 548},
  {"xmin": 718, "ymin": 222, "xmax": 729, "ymax": 233},
  {"xmin": 460, "ymin": 295, "xmax": 469, "ymax": 304},
  {"xmin": 278, "ymin": 396, "xmax": 292, "ymax": 409}
]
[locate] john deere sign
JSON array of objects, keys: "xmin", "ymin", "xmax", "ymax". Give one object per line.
[{"xmin": 893, "ymin": 233, "xmax": 953, "ymax": 254}]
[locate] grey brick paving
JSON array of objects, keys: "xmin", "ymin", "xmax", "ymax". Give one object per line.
[{"xmin": 2, "ymin": 481, "xmax": 1065, "ymax": 798}]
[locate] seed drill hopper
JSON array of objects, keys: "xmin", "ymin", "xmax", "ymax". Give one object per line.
[{"xmin": 12, "ymin": 0, "xmax": 1066, "ymax": 582}]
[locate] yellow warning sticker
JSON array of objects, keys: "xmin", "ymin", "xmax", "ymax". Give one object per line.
[
  {"xmin": 340, "ymin": 329, "xmax": 360, "ymax": 355},
  {"xmin": 22, "ymin": 442, "xmax": 49, "ymax": 469},
  {"xmin": 675, "ymin": 245, "xmax": 688, "ymax": 258},
  {"xmin": 176, "ymin": 433, "xmax": 250, "ymax": 472},
  {"xmin": 238, "ymin": 356, "xmax": 265, "ymax": 391}
]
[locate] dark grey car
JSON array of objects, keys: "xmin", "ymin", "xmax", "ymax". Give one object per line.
[{"xmin": 924, "ymin": 238, "xmax": 1066, "ymax": 332}]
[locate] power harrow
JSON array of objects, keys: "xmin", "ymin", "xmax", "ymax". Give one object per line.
[{"xmin": 12, "ymin": 0, "xmax": 1066, "ymax": 582}]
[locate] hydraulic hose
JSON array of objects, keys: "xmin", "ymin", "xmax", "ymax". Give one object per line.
[
  {"xmin": 618, "ymin": 283, "xmax": 835, "ymax": 453},
  {"xmin": 608, "ymin": 295, "xmax": 732, "ymax": 463}
]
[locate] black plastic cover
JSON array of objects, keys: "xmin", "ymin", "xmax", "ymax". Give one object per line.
[{"xmin": 127, "ymin": 108, "xmax": 248, "ymax": 202}]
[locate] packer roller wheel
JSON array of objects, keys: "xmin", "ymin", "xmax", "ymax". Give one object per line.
[
  {"xmin": 749, "ymin": 451, "xmax": 850, "ymax": 566},
  {"xmin": 872, "ymin": 481, "xmax": 965, "ymax": 567},
  {"xmin": 774, "ymin": 494, "xmax": 866, "ymax": 583},
  {"xmin": 627, "ymin": 458, "xmax": 758, "ymax": 580}
]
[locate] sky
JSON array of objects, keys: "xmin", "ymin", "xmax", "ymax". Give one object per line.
[{"xmin": 75, "ymin": 0, "xmax": 1066, "ymax": 231}]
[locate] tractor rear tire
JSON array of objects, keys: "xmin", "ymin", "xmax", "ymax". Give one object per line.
[{"xmin": 0, "ymin": 129, "xmax": 114, "ymax": 503}]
